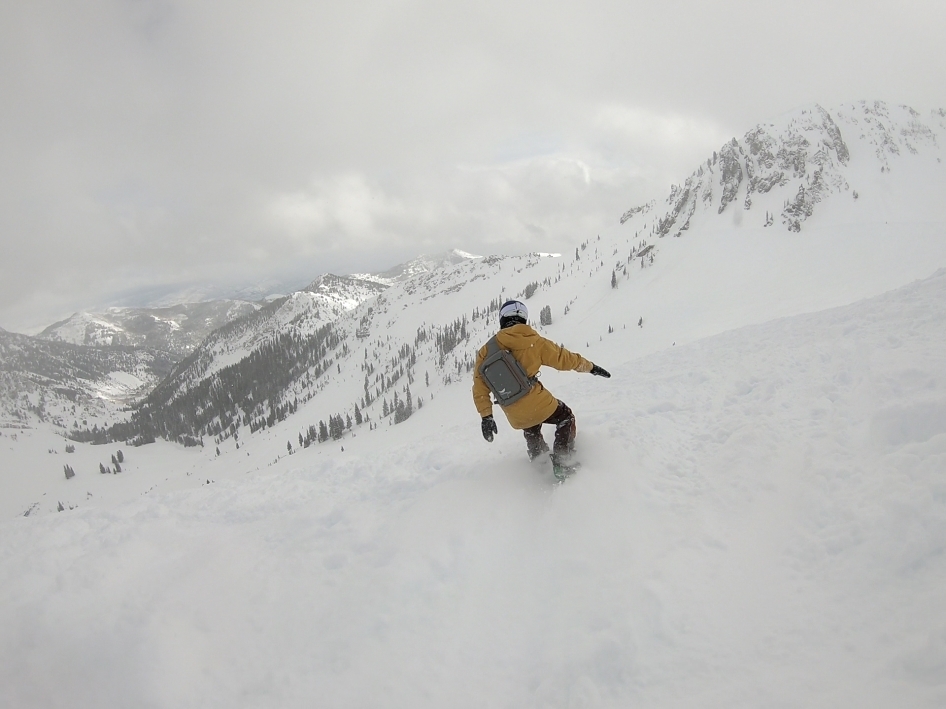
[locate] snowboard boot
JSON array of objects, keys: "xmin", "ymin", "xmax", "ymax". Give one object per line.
[
  {"xmin": 551, "ymin": 452, "xmax": 579, "ymax": 481},
  {"xmin": 524, "ymin": 427, "xmax": 550, "ymax": 462}
]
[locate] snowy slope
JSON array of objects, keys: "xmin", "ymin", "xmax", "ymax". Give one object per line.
[{"xmin": 1, "ymin": 270, "xmax": 944, "ymax": 707}]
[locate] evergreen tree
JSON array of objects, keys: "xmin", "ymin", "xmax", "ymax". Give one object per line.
[
  {"xmin": 394, "ymin": 386, "xmax": 414, "ymax": 424},
  {"xmin": 329, "ymin": 414, "xmax": 344, "ymax": 440}
]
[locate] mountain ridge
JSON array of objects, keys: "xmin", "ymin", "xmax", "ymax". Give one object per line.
[
  {"xmin": 34, "ymin": 250, "xmax": 483, "ymax": 356},
  {"xmin": 36, "ymin": 301, "xmax": 263, "ymax": 358},
  {"xmin": 622, "ymin": 101, "xmax": 946, "ymax": 236}
]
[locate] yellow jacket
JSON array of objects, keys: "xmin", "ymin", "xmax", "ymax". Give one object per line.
[{"xmin": 472, "ymin": 323, "xmax": 593, "ymax": 429}]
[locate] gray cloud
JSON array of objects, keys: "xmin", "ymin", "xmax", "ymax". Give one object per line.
[{"xmin": 2, "ymin": 0, "xmax": 944, "ymax": 332}]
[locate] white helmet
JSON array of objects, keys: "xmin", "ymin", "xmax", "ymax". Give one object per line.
[{"xmin": 499, "ymin": 300, "xmax": 528, "ymax": 328}]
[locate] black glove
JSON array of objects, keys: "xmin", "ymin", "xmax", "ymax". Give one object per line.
[
  {"xmin": 590, "ymin": 364, "xmax": 611, "ymax": 378},
  {"xmin": 481, "ymin": 415, "xmax": 498, "ymax": 442}
]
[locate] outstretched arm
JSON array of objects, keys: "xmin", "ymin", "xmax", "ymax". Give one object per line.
[
  {"xmin": 538, "ymin": 338, "xmax": 594, "ymax": 373},
  {"xmin": 537, "ymin": 337, "xmax": 611, "ymax": 377}
]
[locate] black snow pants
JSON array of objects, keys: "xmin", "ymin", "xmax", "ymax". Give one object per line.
[{"xmin": 522, "ymin": 400, "xmax": 576, "ymax": 460}]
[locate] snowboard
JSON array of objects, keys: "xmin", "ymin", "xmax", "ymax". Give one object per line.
[
  {"xmin": 530, "ymin": 450, "xmax": 580, "ymax": 483},
  {"xmin": 552, "ymin": 460, "xmax": 581, "ymax": 483}
]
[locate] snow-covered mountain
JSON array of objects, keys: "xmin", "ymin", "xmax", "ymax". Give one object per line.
[
  {"xmin": 629, "ymin": 101, "xmax": 946, "ymax": 237},
  {"xmin": 11, "ymin": 251, "xmax": 481, "ymax": 439},
  {"xmin": 351, "ymin": 248, "xmax": 483, "ymax": 285},
  {"xmin": 0, "ymin": 329, "xmax": 173, "ymax": 429},
  {"xmin": 38, "ymin": 300, "xmax": 262, "ymax": 357},
  {"xmin": 301, "ymin": 273, "xmax": 389, "ymax": 313},
  {"xmin": 293, "ymin": 249, "xmax": 484, "ymax": 317},
  {"xmin": 33, "ymin": 251, "xmax": 481, "ymax": 360}
]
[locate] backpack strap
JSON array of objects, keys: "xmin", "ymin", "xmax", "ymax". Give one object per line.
[
  {"xmin": 483, "ymin": 335, "xmax": 539, "ymax": 386},
  {"xmin": 484, "ymin": 334, "xmax": 501, "ymax": 358}
]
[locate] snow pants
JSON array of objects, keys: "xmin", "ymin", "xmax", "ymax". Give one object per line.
[{"xmin": 522, "ymin": 400, "xmax": 576, "ymax": 460}]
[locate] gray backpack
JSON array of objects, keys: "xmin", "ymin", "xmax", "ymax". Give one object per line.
[{"xmin": 479, "ymin": 335, "xmax": 537, "ymax": 407}]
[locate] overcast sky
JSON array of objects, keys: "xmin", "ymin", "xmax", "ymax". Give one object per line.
[{"xmin": 2, "ymin": 0, "xmax": 944, "ymax": 333}]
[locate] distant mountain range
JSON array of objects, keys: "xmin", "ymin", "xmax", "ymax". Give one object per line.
[
  {"xmin": 37, "ymin": 301, "xmax": 263, "ymax": 358},
  {"xmin": 0, "ymin": 250, "xmax": 483, "ymax": 432},
  {"xmin": 349, "ymin": 249, "xmax": 483, "ymax": 285},
  {"xmin": 35, "ymin": 250, "xmax": 483, "ymax": 357},
  {"xmin": 0, "ymin": 328, "xmax": 174, "ymax": 428}
]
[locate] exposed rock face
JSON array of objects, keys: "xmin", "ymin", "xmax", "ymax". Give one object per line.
[
  {"xmin": 744, "ymin": 126, "xmax": 785, "ymax": 209},
  {"xmin": 626, "ymin": 101, "xmax": 940, "ymax": 238},
  {"xmin": 655, "ymin": 182, "xmax": 693, "ymax": 237},
  {"xmin": 717, "ymin": 139, "xmax": 745, "ymax": 214},
  {"xmin": 819, "ymin": 105, "xmax": 850, "ymax": 163},
  {"xmin": 783, "ymin": 183, "xmax": 815, "ymax": 233},
  {"xmin": 620, "ymin": 201, "xmax": 654, "ymax": 224}
]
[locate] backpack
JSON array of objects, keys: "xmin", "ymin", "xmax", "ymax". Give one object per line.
[{"xmin": 478, "ymin": 335, "xmax": 537, "ymax": 407}]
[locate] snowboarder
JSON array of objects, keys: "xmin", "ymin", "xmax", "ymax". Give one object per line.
[{"xmin": 472, "ymin": 300, "xmax": 611, "ymax": 478}]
